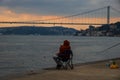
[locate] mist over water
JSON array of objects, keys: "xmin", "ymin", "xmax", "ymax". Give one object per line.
[{"xmin": 0, "ymin": 35, "xmax": 120, "ymax": 78}]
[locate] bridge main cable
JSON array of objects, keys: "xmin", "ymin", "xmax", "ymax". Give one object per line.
[{"xmin": 0, "ymin": 21, "xmax": 105, "ymax": 25}]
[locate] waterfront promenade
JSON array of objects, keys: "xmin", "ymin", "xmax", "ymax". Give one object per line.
[{"xmin": 10, "ymin": 58, "xmax": 120, "ymax": 80}]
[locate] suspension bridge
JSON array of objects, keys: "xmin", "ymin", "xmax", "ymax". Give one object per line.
[{"xmin": 0, "ymin": 6, "xmax": 120, "ymax": 28}]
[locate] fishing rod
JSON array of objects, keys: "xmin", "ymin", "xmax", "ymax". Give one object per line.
[
  {"xmin": 99, "ymin": 42, "xmax": 120, "ymax": 54},
  {"xmin": 74, "ymin": 42, "xmax": 120, "ymax": 63}
]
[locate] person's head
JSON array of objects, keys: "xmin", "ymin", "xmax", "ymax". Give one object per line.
[
  {"xmin": 63, "ymin": 40, "xmax": 70, "ymax": 46},
  {"xmin": 112, "ymin": 61, "xmax": 116, "ymax": 65}
]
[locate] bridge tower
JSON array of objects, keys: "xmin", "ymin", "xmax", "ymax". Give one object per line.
[{"xmin": 107, "ymin": 6, "xmax": 110, "ymax": 25}]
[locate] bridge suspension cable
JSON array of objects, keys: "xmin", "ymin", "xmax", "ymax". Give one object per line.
[
  {"xmin": 30, "ymin": 6, "xmax": 108, "ymax": 22},
  {"xmin": 0, "ymin": 6, "xmax": 119, "ymax": 26},
  {"xmin": 27, "ymin": 6, "xmax": 109, "ymax": 25}
]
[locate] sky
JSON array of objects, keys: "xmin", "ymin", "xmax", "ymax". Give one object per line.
[{"xmin": 0, "ymin": 0, "xmax": 120, "ymax": 30}]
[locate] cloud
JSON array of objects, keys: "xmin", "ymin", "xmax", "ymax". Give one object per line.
[
  {"xmin": 1, "ymin": 0, "xmax": 114, "ymax": 16},
  {"xmin": 0, "ymin": 6, "xmax": 66, "ymax": 22}
]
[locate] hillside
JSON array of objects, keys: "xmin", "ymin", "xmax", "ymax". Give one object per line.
[{"xmin": 0, "ymin": 26, "xmax": 78, "ymax": 35}]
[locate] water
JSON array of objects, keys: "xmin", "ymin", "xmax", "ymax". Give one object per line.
[{"xmin": 0, "ymin": 35, "xmax": 120, "ymax": 78}]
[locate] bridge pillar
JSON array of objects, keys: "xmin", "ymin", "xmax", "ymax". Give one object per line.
[{"xmin": 107, "ymin": 6, "xmax": 110, "ymax": 25}]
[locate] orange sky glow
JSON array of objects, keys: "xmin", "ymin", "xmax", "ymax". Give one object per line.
[{"xmin": 0, "ymin": 7, "xmax": 119, "ymax": 30}]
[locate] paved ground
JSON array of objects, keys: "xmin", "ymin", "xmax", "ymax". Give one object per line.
[{"xmin": 10, "ymin": 59, "xmax": 120, "ymax": 80}]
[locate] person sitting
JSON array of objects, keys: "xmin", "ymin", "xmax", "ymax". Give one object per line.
[{"xmin": 53, "ymin": 40, "xmax": 73, "ymax": 69}]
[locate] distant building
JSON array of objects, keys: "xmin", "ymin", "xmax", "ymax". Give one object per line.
[
  {"xmin": 87, "ymin": 25, "xmax": 95, "ymax": 36},
  {"xmin": 74, "ymin": 22, "xmax": 120, "ymax": 37}
]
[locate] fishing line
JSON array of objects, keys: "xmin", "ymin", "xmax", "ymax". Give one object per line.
[
  {"xmin": 98, "ymin": 42, "xmax": 120, "ymax": 54},
  {"xmin": 73, "ymin": 42, "xmax": 120, "ymax": 64}
]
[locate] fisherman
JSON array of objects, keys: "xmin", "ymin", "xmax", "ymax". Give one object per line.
[{"xmin": 53, "ymin": 40, "xmax": 72, "ymax": 69}]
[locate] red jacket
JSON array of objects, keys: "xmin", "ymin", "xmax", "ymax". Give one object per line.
[{"xmin": 59, "ymin": 40, "xmax": 71, "ymax": 54}]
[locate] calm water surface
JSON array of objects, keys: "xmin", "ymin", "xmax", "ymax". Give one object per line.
[{"xmin": 0, "ymin": 35, "xmax": 120, "ymax": 78}]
